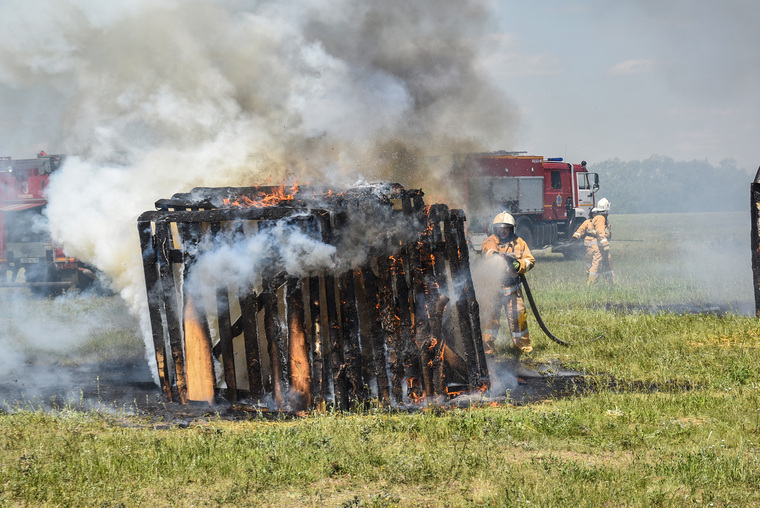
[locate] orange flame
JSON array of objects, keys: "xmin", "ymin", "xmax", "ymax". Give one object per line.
[{"xmin": 222, "ymin": 183, "xmax": 299, "ymax": 208}]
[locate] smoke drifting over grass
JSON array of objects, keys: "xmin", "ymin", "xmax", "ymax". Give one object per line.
[
  {"xmin": 0, "ymin": 292, "xmax": 146, "ymax": 411},
  {"xmin": 0, "ymin": 0, "xmax": 518, "ymax": 379}
]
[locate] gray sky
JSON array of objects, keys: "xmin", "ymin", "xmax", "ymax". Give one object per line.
[{"xmin": 485, "ymin": 0, "xmax": 759, "ymax": 172}]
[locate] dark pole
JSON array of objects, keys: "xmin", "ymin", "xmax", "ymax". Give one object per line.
[{"xmin": 751, "ymin": 167, "xmax": 760, "ymax": 316}]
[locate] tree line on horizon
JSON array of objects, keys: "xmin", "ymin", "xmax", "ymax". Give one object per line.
[{"xmin": 589, "ymin": 155, "xmax": 752, "ymax": 214}]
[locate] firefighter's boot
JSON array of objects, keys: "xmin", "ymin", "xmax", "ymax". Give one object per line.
[
  {"xmin": 482, "ymin": 333, "xmax": 496, "ymax": 355},
  {"xmin": 512, "ymin": 334, "xmax": 533, "ymax": 354}
]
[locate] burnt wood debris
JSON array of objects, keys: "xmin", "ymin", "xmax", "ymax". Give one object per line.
[{"xmin": 137, "ymin": 183, "xmax": 490, "ymax": 410}]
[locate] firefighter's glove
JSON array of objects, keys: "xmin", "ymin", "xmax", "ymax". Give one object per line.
[{"xmin": 502, "ymin": 253, "xmax": 520, "ymax": 273}]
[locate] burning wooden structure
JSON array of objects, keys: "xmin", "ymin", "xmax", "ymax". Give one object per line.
[{"xmin": 137, "ymin": 183, "xmax": 490, "ymax": 410}]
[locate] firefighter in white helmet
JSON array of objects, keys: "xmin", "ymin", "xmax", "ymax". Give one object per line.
[
  {"xmin": 572, "ymin": 197, "xmax": 614, "ymax": 284},
  {"xmin": 481, "ymin": 211, "xmax": 536, "ymax": 355}
]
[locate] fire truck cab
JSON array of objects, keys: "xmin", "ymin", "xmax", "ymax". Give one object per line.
[
  {"xmin": 0, "ymin": 153, "xmax": 95, "ymax": 294},
  {"xmin": 452, "ymin": 151, "xmax": 599, "ymax": 255}
]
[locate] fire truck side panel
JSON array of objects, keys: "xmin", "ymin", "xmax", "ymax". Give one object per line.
[{"xmin": 516, "ymin": 177, "xmax": 543, "ymax": 213}]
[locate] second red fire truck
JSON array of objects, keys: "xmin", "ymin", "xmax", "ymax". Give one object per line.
[{"xmin": 0, "ymin": 152, "xmax": 95, "ymax": 295}]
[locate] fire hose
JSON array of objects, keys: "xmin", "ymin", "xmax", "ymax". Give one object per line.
[
  {"xmin": 518, "ymin": 273, "xmax": 606, "ymax": 346},
  {"xmin": 519, "ymin": 273, "xmax": 570, "ymax": 347}
]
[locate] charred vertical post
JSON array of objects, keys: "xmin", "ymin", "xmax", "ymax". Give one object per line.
[
  {"xmin": 429, "ymin": 206, "xmax": 450, "ymax": 296},
  {"xmin": 752, "ymin": 167, "xmax": 760, "ymax": 316},
  {"xmin": 238, "ymin": 288, "xmax": 263, "ymax": 399},
  {"xmin": 362, "ymin": 263, "xmax": 390, "ymax": 405},
  {"xmin": 262, "ymin": 274, "xmax": 287, "ymax": 407},
  {"xmin": 339, "ymin": 269, "xmax": 366, "ymax": 404},
  {"xmin": 308, "ymin": 275, "xmax": 325, "ymax": 405},
  {"xmin": 215, "ymin": 284, "xmax": 237, "ymax": 401},
  {"xmin": 376, "ymin": 253, "xmax": 403, "ymax": 404},
  {"xmin": 287, "ymin": 277, "xmax": 311, "ymax": 410},
  {"xmin": 393, "ymin": 249, "xmax": 422, "ymax": 402},
  {"xmin": 208, "ymin": 220, "xmax": 237, "ymax": 402},
  {"xmin": 137, "ymin": 219, "xmax": 172, "ymax": 401},
  {"xmin": 452, "ymin": 210, "xmax": 489, "ymax": 388},
  {"xmin": 442, "ymin": 211, "xmax": 478, "ymax": 387},
  {"xmin": 324, "ymin": 272, "xmax": 347, "ymax": 408},
  {"xmin": 410, "ymin": 223, "xmax": 435, "ymax": 397},
  {"xmin": 179, "ymin": 222, "xmax": 216, "ymax": 404},
  {"xmin": 316, "ymin": 210, "xmax": 345, "ymax": 408},
  {"xmin": 154, "ymin": 221, "xmax": 187, "ymax": 403},
  {"xmin": 427, "ymin": 205, "xmax": 452, "ymax": 394}
]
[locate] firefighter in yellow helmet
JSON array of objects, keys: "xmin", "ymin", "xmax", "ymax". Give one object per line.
[
  {"xmin": 481, "ymin": 211, "xmax": 536, "ymax": 355},
  {"xmin": 572, "ymin": 198, "xmax": 614, "ymax": 284}
]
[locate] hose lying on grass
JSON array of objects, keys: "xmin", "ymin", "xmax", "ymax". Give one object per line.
[{"xmin": 519, "ymin": 274, "xmax": 606, "ymax": 347}]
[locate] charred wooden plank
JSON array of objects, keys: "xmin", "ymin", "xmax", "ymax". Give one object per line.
[
  {"xmin": 308, "ymin": 275, "xmax": 325, "ymax": 406},
  {"xmin": 262, "ymin": 274, "xmax": 287, "ymax": 407},
  {"xmin": 138, "ymin": 207, "xmax": 311, "ymax": 226},
  {"xmin": 426, "ymin": 205, "xmax": 452, "ymax": 394},
  {"xmin": 207, "ymin": 221, "xmax": 238, "ymax": 402},
  {"xmin": 410, "ymin": 229, "xmax": 435, "ymax": 398},
  {"xmin": 215, "ymin": 284, "xmax": 237, "ymax": 401},
  {"xmin": 376, "ymin": 254, "xmax": 403, "ymax": 404},
  {"xmin": 238, "ymin": 289, "xmax": 263, "ymax": 399},
  {"xmin": 362, "ymin": 263, "xmax": 390, "ymax": 405},
  {"xmin": 452, "ymin": 210, "xmax": 490, "ymax": 389},
  {"xmin": 442, "ymin": 212, "xmax": 478, "ymax": 387},
  {"xmin": 339, "ymin": 269, "xmax": 366, "ymax": 405},
  {"xmin": 286, "ymin": 277, "xmax": 311, "ymax": 411},
  {"xmin": 324, "ymin": 272, "xmax": 347, "ymax": 408},
  {"xmin": 154, "ymin": 221, "xmax": 187, "ymax": 403},
  {"xmin": 753, "ymin": 167, "xmax": 760, "ymax": 316},
  {"xmin": 137, "ymin": 221, "xmax": 172, "ymax": 401},
  {"xmin": 179, "ymin": 221, "xmax": 216, "ymax": 404},
  {"xmin": 393, "ymin": 248, "xmax": 421, "ymax": 403}
]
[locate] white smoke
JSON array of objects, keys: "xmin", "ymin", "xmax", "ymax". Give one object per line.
[
  {"xmin": 0, "ymin": 0, "xmax": 517, "ymax": 381},
  {"xmin": 184, "ymin": 219, "xmax": 338, "ymax": 302}
]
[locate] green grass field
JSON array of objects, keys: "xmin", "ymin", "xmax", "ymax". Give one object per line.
[{"xmin": 0, "ymin": 212, "xmax": 758, "ymax": 507}]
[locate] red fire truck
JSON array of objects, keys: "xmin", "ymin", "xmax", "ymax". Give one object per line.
[
  {"xmin": 0, "ymin": 152, "xmax": 95, "ymax": 294},
  {"xmin": 451, "ymin": 151, "xmax": 600, "ymax": 256}
]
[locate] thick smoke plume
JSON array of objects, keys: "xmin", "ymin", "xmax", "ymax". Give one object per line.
[{"xmin": 0, "ymin": 1, "xmax": 518, "ymax": 379}]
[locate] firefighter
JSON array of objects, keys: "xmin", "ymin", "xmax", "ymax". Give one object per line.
[
  {"xmin": 572, "ymin": 198, "xmax": 614, "ymax": 284},
  {"xmin": 481, "ymin": 211, "xmax": 536, "ymax": 355},
  {"xmin": 594, "ymin": 198, "xmax": 615, "ymax": 283}
]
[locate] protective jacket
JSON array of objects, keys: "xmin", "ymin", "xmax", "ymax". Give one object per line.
[
  {"xmin": 480, "ymin": 233, "xmax": 535, "ymax": 354},
  {"xmin": 573, "ymin": 214, "xmax": 613, "ymax": 284},
  {"xmin": 481, "ymin": 234, "xmax": 535, "ymax": 275}
]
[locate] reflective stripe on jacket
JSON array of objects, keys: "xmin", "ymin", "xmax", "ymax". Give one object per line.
[{"xmin": 481, "ymin": 234, "xmax": 535, "ymax": 274}]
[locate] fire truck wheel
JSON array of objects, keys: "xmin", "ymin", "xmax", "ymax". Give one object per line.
[{"xmin": 515, "ymin": 217, "xmax": 533, "ymax": 249}]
